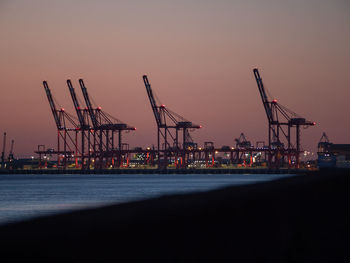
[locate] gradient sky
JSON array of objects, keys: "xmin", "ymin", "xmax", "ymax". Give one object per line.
[{"xmin": 0, "ymin": 0, "xmax": 349, "ymax": 157}]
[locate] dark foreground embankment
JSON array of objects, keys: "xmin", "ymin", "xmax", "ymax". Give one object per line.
[{"xmin": 0, "ymin": 169, "xmax": 349, "ymax": 262}]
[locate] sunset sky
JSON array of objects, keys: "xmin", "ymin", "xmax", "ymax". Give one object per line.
[{"xmin": 0, "ymin": 0, "xmax": 349, "ymax": 157}]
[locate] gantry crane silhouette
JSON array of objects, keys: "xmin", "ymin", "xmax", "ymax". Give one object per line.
[
  {"xmin": 143, "ymin": 75, "xmax": 201, "ymax": 168},
  {"xmin": 78, "ymin": 79, "xmax": 135, "ymax": 169},
  {"xmin": 43, "ymin": 81, "xmax": 77, "ymax": 167},
  {"xmin": 253, "ymin": 68, "xmax": 315, "ymax": 168}
]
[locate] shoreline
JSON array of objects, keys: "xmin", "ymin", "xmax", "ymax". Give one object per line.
[{"xmin": 0, "ymin": 167, "xmax": 316, "ymax": 175}]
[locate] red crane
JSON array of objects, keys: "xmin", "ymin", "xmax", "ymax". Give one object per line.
[
  {"xmin": 79, "ymin": 79, "xmax": 135, "ymax": 169},
  {"xmin": 143, "ymin": 75, "xmax": 201, "ymax": 168},
  {"xmin": 253, "ymin": 68, "xmax": 315, "ymax": 168},
  {"xmin": 43, "ymin": 81, "xmax": 78, "ymax": 168}
]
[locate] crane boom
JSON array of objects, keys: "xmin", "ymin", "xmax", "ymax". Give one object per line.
[
  {"xmin": 67, "ymin": 79, "xmax": 86, "ymax": 129},
  {"xmin": 253, "ymin": 68, "xmax": 274, "ymax": 123},
  {"xmin": 79, "ymin": 79, "xmax": 99, "ymax": 128},
  {"xmin": 43, "ymin": 81, "xmax": 62, "ymax": 129},
  {"xmin": 143, "ymin": 75, "xmax": 162, "ymax": 127}
]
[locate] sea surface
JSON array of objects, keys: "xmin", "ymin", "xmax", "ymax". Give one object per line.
[{"xmin": 0, "ymin": 173, "xmax": 297, "ymax": 225}]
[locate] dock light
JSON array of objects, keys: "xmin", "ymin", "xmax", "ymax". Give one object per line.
[
  {"xmin": 231, "ymin": 147, "xmax": 235, "ymax": 150},
  {"xmin": 199, "ymin": 125, "xmax": 202, "ymax": 128},
  {"xmin": 61, "ymin": 108, "xmax": 65, "ymax": 111},
  {"xmin": 313, "ymin": 122, "xmax": 316, "ymax": 125}
]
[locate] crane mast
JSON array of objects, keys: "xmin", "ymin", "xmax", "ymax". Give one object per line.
[
  {"xmin": 143, "ymin": 75, "xmax": 162, "ymax": 127},
  {"xmin": 143, "ymin": 75, "xmax": 163, "ymax": 167},
  {"xmin": 67, "ymin": 80, "xmax": 87, "ymax": 129},
  {"xmin": 43, "ymin": 81, "xmax": 62, "ymax": 129},
  {"xmin": 253, "ymin": 69, "xmax": 274, "ymax": 123},
  {"xmin": 79, "ymin": 79, "xmax": 99, "ymax": 129},
  {"xmin": 253, "ymin": 68, "xmax": 280, "ymax": 150}
]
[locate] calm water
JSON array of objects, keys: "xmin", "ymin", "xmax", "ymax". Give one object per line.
[{"xmin": 0, "ymin": 173, "xmax": 296, "ymax": 225}]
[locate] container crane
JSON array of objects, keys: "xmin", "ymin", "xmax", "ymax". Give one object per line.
[
  {"xmin": 143, "ymin": 75, "xmax": 201, "ymax": 168},
  {"xmin": 253, "ymin": 68, "xmax": 315, "ymax": 168},
  {"xmin": 79, "ymin": 79, "xmax": 135, "ymax": 169},
  {"xmin": 43, "ymin": 81, "xmax": 78, "ymax": 168}
]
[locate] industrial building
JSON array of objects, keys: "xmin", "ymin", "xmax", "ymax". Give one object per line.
[{"xmin": 318, "ymin": 133, "xmax": 350, "ymax": 168}]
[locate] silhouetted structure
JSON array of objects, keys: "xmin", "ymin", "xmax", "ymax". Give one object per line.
[
  {"xmin": 143, "ymin": 75, "xmax": 201, "ymax": 168},
  {"xmin": 35, "ymin": 71, "xmax": 316, "ymax": 170},
  {"xmin": 1, "ymin": 132, "xmax": 6, "ymax": 169},
  {"xmin": 317, "ymin": 133, "xmax": 350, "ymax": 168},
  {"xmin": 42, "ymin": 81, "xmax": 79, "ymax": 168},
  {"xmin": 253, "ymin": 68, "xmax": 315, "ymax": 168},
  {"xmin": 78, "ymin": 79, "xmax": 135, "ymax": 169},
  {"xmin": 41, "ymin": 80, "xmax": 135, "ymax": 170}
]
